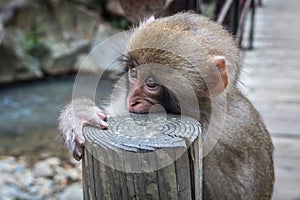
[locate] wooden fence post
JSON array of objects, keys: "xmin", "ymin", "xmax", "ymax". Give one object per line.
[{"xmin": 82, "ymin": 113, "xmax": 202, "ymax": 200}]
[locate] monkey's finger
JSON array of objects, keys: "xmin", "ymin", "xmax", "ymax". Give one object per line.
[
  {"xmin": 97, "ymin": 112, "xmax": 107, "ymax": 121},
  {"xmin": 94, "ymin": 107, "xmax": 107, "ymax": 121},
  {"xmin": 87, "ymin": 116, "xmax": 108, "ymax": 129},
  {"xmin": 75, "ymin": 134, "xmax": 85, "ymax": 147},
  {"xmin": 99, "ymin": 119, "xmax": 108, "ymax": 129},
  {"xmin": 92, "ymin": 111, "xmax": 108, "ymax": 128}
]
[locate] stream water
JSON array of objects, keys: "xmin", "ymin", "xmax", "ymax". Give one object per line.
[{"xmin": 0, "ymin": 75, "xmax": 114, "ymax": 160}]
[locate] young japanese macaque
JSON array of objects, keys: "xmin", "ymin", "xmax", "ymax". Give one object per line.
[{"xmin": 58, "ymin": 12, "xmax": 274, "ymax": 199}]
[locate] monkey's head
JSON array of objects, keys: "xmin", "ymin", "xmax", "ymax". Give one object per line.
[{"xmin": 123, "ymin": 13, "xmax": 240, "ymax": 118}]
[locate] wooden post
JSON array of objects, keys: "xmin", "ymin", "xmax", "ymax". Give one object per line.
[
  {"xmin": 82, "ymin": 113, "xmax": 202, "ymax": 200},
  {"xmin": 248, "ymin": 0, "xmax": 256, "ymax": 50}
]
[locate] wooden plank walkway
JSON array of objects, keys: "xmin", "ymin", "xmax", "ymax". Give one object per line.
[{"xmin": 241, "ymin": 0, "xmax": 300, "ymax": 199}]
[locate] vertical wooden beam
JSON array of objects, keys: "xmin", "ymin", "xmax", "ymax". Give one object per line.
[
  {"xmin": 248, "ymin": 0, "xmax": 256, "ymax": 49},
  {"xmin": 231, "ymin": 0, "xmax": 240, "ymax": 35}
]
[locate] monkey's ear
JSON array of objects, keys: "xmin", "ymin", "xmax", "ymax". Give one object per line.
[{"xmin": 207, "ymin": 56, "xmax": 228, "ymax": 97}]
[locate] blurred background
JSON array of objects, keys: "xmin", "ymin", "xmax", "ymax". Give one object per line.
[{"xmin": 0, "ymin": 0, "xmax": 299, "ymax": 199}]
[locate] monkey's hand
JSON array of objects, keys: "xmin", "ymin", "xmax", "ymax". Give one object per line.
[{"xmin": 58, "ymin": 98, "xmax": 108, "ymax": 161}]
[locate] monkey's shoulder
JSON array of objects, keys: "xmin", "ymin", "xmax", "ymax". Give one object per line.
[{"xmin": 224, "ymin": 92, "xmax": 270, "ymax": 141}]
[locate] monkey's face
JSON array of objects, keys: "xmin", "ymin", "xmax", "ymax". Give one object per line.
[
  {"xmin": 122, "ymin": 47, "xmax": 228, "ymax": 118},
  {"xmin": 126, "ymin": 65, "xmax": 164, "ymax": 113}
]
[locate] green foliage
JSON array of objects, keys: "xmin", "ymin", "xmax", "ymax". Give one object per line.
[
  {"xmin": 21, "ymin": 29, "xmax": 49, "ymax": 58},
  {"xmin": 202, "ymin": 2, "xmax": 215, "ymax": 19},
  {"xmin": 203, "ymin": 0, "xmax": 214, "ymax": 3},
  {"xmin": 111, "ymin": 18, "xmax": 128, "ymax": 29}
]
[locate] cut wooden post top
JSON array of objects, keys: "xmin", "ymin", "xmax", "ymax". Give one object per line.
[
  {"xmin": 82, "ymin": 113, "xmax": 203, "ymax": 199},
  {"xmin": 83, "ymin": 113, "xmax": 202, "ymax": 152}
]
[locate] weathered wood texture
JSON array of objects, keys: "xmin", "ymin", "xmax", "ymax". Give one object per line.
[
  {"xmin": 240, "ymin": 0, "xmax": 300, "ymax": 199},
  {"xmin": 82, "ymin": 113, "xmax": 202, "ymax": 200}
]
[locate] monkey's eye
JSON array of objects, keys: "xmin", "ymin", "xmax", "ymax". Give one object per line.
[
  {"xmin": 129, "ymin": 67, "xmax": 137, "ymax": 79},
  {"xmin": 145, "ymin": 77, "xmax": 158, "ymax": 89}
]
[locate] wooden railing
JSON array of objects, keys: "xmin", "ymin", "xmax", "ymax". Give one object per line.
[{"xmin": 214, "ymin": 0, "xmax": 260, "ymax": 49}]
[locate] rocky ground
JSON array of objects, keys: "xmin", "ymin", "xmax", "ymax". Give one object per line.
[
  {"xmin": 0, "ymin": 0, "xmax": 123, "ymax": 84},
  {"xmin": 0, "ymin": 156, "xmax": 83, "ymax": 200}
]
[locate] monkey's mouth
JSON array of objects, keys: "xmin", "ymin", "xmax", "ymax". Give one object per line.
[
  {"xmin": 129, "ymin": 110, "xmax": 149, "ymax": 114},
  {"xmin": 127, "ymin": 98, "xmax": 158, "ymax": 114},
  {"xmin": 127, "ymin": 102, "xmax": 151, "ymax": 113}
]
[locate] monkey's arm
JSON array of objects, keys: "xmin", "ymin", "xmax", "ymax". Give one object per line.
[{"xmin": 58, "ymin": 98, "xmax": 108, "ymax": 161}]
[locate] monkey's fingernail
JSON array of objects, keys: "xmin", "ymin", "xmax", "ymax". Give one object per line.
[
  {"xmin": 73, "ymin": 146, "xmax": 83, "ymax": 161},
  {"xmin": 73, "ymin": 151, "xmax": 81, "ymax": 161},
  {"xmin": 100, "ymin": 126, "xmax": 108, "ymax": 130},
  {"xmin": 100, "ymin": 123, "xmax": 108, "ymax": 129},
  {"xmin": 100, "ymin": 120, "xmax": 108, "ymax": 128},
  {"xmin": 98, "ymin": 112, "xmax": 107, "ymax": 121}
]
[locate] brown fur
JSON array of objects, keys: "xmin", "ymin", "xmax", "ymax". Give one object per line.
[
  {"xmin": 126, "ymin": 12, "xmax": 274, "ymax": 199},
  {"xmin": 58, "ymin": 12, "xmax": 274, "ymax": 199},
  {"xmin": 128, "ymin": 12, "xmax": 241, "ymax": 91}
]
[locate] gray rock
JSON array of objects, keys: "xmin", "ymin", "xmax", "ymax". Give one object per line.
[
  {"xmin": 36, "ymin": 178, "xmax": 53, "ymax": 197},
  {"xmin": 0, "ymin": 184, "xmax": 30, "ymax": 200},
  {"xmin": 0, "ymin": 156, "xmax": 16, "ymax": 172},
  {"xmin": 54, "ymin": 165, "xmax": 67, "ymax": 175},
  {"xmin": 60, "ymin": 183, "xmax": 83, "ymax": 200},
  {"xmin": 92, "ymin": 23, "xmax": 121, "ymax": 48},
  {"xmin": 0, "ymin": 156, "xmax": 84, "ymax": 199},
  {"xmin": 1, "ymin": 174, "xmax": 22, "ymax": 188},
  {"xmin": 37, "ymin": 0, "xmax": 96, "ymax": 75},
  {"xmin": 0, "ymin": 23, "xmax": 4, "ymax": 43},
  {"xmin": 0, "ymin": 28, "xmax": 43, "ymax": 84},
  {"xmin": 0, "ymin": 0, "xmax": 98, "ymax": 83},
  {"xmin": 53, "ymin": 164, "xmax": 81, "ymax": 182},
  {"xmin": 44, "ymin": 157, "xmax": 61, "ymax": 166},
  {"xmin": 53, "ymin": 173, "xmax": 68, "ymax": 188},
  {"xmin": 33, "ymin": 161, "xmax": 53, "ymax": 178},
  {"xmin": 41, "ymin": 37, "xmax": 90, "ymax": 75},
  {"xmin": 65, "ymin": 168, "xmax": 81, "ymax": 181},
  {"xmin": 74, "ymin": 23, "xmax": 123, "ymax": 73}
]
